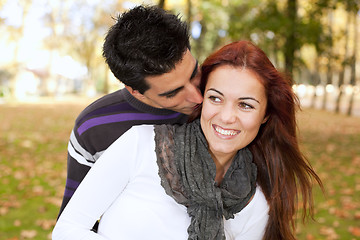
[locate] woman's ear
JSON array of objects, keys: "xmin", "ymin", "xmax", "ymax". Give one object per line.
[{"xmin": 262, "ymin": 115, "xmax": 269, "ymax": 124}]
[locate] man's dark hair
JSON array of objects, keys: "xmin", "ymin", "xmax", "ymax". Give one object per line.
[{"xmin": 103, "ymin": 5, "xmax": 190, "ymax": 94}]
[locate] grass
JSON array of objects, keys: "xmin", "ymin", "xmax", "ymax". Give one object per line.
[{"xmin": 0, "ymin": 101, "xmax": 359, "ymax": 239}]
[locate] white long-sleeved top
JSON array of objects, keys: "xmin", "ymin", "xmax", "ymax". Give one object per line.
[{"xmin": 52, "ymin": 125, "xmax": 269, "ymax": 240}]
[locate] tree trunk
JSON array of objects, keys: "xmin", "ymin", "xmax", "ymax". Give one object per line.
[
  {"xmin": 311, "ymin": 60, "xmax": 321, "ymax": 108},
  {"xmin": 322, "ymin": 10, "xmax": 334, "ymax": 110},
  {"xmin": 284, "ymin": 0, "xmax": 297, "ymax": 81},
  {"xmin": 158, "ymin": 0, "xmax": 165, "ymax": 9},
  {"xmin": 9, "ymin": 1, "xmax": 31, "ymax": 99},
  {"xmin": 335, "ymin": 10, "xmax": 351, "ymax": 113},
  {"xmin": 186, "ymin": 0, "xmax": 193, "ymax": 24},
  {"xmin": 103, "ymin": 65, "xmax": 109, "ymax": 94},
  {"xmin": 347, "ymin": 12, "xmax": 358, "ymax": 116}
]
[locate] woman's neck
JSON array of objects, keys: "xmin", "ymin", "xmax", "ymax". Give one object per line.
[{"xmin": 211, "ymin": 152, "xmax": 235, "ymax": 184}]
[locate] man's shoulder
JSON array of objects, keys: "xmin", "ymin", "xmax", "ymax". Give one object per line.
[
  {"xmin": 73, "ymin": 88, "xmax": 188, "ymax": 133},
  {"xmin": 71, "ymin": 88, "xmax": 187, "ymax": 144},
  {"xmin": 76, "ymin": 89, "xmax": 128, "ymax": 121}
]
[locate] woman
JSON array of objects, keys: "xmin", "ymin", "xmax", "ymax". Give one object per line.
[{"xmin": 53, "ymin": 41, "xmax": 321, "ymax": 240}]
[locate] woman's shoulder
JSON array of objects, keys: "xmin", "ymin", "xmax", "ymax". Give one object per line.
[
  {"xmin": 103, "ymin": 124, "xmax": 155, "ymax": 158},
  {"xmin": 224, "ymin": 186, "xmax": 269, "ymax": 239},
  {"xmin": 117, "ymin": 124, "xmax": 155, "ymax": 142},
  {"xmin": 130, "ymin": 124, "xmax": 155, "ymax": 134},
  {"xmin": 235, "ymin": 186, "xmax": 269, "ymax": 218}
]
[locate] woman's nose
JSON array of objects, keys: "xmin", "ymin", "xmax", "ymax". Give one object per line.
[{"xmin": 219, "ymin": 104, "xmax": 237, "ymax": 124}]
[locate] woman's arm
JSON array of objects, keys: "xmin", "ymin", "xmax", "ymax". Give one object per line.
[{"xmin": 52, "ymin": 127, "xmax": 142, "ymax": 240}]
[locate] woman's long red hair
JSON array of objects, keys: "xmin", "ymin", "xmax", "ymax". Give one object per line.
[{"xmin": 193, "ymin": 41, "xmax": 322, "ymax": 240}]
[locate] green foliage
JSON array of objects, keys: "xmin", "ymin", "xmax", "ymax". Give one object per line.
[
  {"xmin": 189, "ymin": 0, "xmax": 357, "ymax": 82},
  {"xmin": 190, "ymin": 0, "xmax": 232, "ymax": 62}
]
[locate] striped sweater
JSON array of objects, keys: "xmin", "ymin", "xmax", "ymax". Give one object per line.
[{"xmin": 58, "ymin": 88, "xmax": 188, "ymax": 217}]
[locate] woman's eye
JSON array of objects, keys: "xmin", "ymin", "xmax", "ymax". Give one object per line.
[
  {"xmin": 209, "ymin": 96, "xmax": 221, "ymax": 103},
  {"xmin": 239, "ymin": 102, "xmax": 254, "ymax": 110}
]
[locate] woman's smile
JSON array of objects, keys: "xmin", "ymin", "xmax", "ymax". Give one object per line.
[
  {"xmin": 213, "ymin": 124, "xmax": 240, "ymax": 138},
  {"xmin": 200, "ymin": 66, "xmax": 268, "ymax": 162}
]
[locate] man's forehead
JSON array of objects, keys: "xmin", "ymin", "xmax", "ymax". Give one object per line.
[{"xmin": 145, "ymin": 56, "xmax": 198, "ymax": 96}]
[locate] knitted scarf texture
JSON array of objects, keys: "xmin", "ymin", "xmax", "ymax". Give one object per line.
[{"xmin": 154, "ymin": 119, "xmax": 257, "ymax": 240}]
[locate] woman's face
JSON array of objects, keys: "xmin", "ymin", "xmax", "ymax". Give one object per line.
[{"xmin": 200, "ymin": 65, "xmax": 268, "ymax": 161}]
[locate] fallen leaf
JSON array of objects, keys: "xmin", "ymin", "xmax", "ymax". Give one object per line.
[
  {"xmin": 20, "ymin": 230, "xmax": 37, "ymax": 239},
  {"xmin": 36, "ymin": 219, "xmax": 56, "ymax": 230},
  {"xmin": 13, "ymin": 219, "xmax": 21, "ymax": 227},
  {"xmin": 348, "ymin": 226, "xmax": 360, "ymax": 237},
  {"xmin": 306, "ymin": 233, "xmax": 315, "ymax": 240},
  {"xmin": 320, "ymin": 226, "xmax": 339, "ymax": 240}
]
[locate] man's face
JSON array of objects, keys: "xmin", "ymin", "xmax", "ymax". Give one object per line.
[{"xmin": 136, "ymin": 49, "xmax": 203, "ymax": 115}]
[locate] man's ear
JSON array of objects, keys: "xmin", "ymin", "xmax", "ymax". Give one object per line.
[{"xmin": 125, "ymin": 85, "xmax": 145, "ymax": 99}]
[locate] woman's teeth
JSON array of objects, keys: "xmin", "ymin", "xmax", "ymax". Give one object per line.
[{"xmin": 215, "ymin": 126, "xmax": 239, "ymax": 136}]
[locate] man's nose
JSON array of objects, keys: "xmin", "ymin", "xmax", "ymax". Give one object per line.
[{"xmin": 186, "ymin": 83, "xmax": 203, "ymax": 104}]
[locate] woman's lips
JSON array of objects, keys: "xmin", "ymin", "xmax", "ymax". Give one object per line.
[{"xmin": 213, "ymin": 124, "xmax": 240, "ymax": 137}]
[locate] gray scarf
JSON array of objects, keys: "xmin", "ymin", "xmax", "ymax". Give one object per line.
[{"xmin": 154, "ymin": 119, "xmax": 257, "ymax": 240}]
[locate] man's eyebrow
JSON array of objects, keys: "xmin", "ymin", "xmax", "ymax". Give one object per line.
[
  {"xmin": 158, "ymin": 86, "xmax": 184, "ymax": 97},
  {"xmin": 190, "ymin": 60, "xmax": 199, "ymax": 80}
]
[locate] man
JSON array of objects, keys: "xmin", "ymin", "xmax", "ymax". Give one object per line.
[{"xmin": 58, "ymin": 5, "xmax": 202, "ymax": 217}]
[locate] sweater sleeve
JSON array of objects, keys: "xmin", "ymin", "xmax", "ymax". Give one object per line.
[{"xmin": 52, "ymin": 126, "xmax": 143, "ymax": 240}]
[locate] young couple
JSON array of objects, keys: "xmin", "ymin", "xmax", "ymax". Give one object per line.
[{"xmin": 53, "ymin": 5, "xmax": 321, "ymax": 240}]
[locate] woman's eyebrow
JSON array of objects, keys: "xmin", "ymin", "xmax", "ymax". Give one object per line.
[
  {"xmin": 207, "ymin": 88, "xmax": 260, "ymax": 103},
  {"xmin": 238, "ymin": 97, "xmax": 260, "ymax": 103},
  {"xmin": 207, "ymin": 88, "xmax": 223, "ymax": 96}
]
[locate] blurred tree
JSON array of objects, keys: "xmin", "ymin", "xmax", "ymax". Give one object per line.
[
  {"xmin": 5, "ymin": 0, "xmax": 32, "ymax": 99},
  {"xmin": 284, "ymin": 0, "xmax": 297, "ymax": 79},
  {"xmin": 43, "ymin": 0, "xmax": 122, "ymax": 95},
  {"xmin": 186, "ymin": 0, "xmax": 192, "ymax": 25},
  {"xmin": 158, "ymin": 0, "xmax": 165, "ymax": 8},
  {"xmin": 41, "ymin": 0, "xmax": 68, "ymax": 96},
  {"xmin": 0, "ymin": 0, "xmax": 7, "ymax": 23},
  {"xmin": 335, "ymin": 0, "xmax": 357, "ymax": 113},
  {"xmin": 335, "ymin": 14, "xmax": 349, "ymax": 113},
  {"xmin": 346, "ymin": 2, "xmax": 359, "ymax": 116},
  {"xmin": 322, "ymin": 3, "xmax": 335, "ymax": 110},
  {"xmin": 190, "ymin": 0, "xmax": 230, "ymax": 63},
  {"xmin": 299, "ymin": 0, "xmax": 331, "ymax": 108}
]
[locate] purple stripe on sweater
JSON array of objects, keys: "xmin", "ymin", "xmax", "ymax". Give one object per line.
[
  {"xmin": 64, "ymin": 187, "xmax": 75, "ymax": 198},
  {"xmin": 64, "ymin": 179, "xmax": 80, "ymax": 198},
  {"xmin": 66, "ymin": 178, "xmax": 80, "ymax": 189},
  {"xmin": 78, "ymin": 102, "xmax": 134, "ymax": 124},
  {"xmin": 77, "ymin": 112, "xmax": 181, "ymax": 136}
]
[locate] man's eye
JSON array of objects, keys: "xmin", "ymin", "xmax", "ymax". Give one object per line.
[{"xmin": 165, "ymin": 92, "xmax": 177, "ymax": 98}]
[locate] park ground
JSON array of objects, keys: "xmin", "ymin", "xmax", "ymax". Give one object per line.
[{"xmin": 0, "ymin": 99, "xmax": 359, "ymax": 239}]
